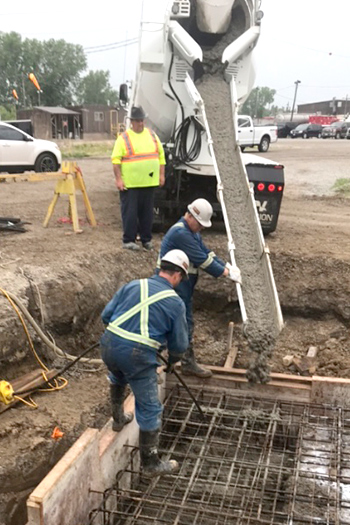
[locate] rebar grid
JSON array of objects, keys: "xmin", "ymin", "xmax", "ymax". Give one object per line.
[{"xmin": 89, "ymin": 385, "xmax": 350, "ymax": 525}]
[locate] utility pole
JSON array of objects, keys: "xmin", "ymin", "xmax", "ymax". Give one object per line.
[
  {"xmin": 254, "ymin": 89, "xmax": 260, "ymax": 119},
  {"xmin": 290, "ymin": 80, "xmax": 301, "ymax": 122},
  {"xmin": 22, "ymin": 74, "xmax": 27, "ymax": 108}
]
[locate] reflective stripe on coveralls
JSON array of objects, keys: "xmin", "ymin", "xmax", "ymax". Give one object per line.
[
  {"xmin": 156, "ymin": 222, "xmax": 215, "ymax": 274},
  {"xmin": 107, "ymin": 279, "xmax": 177, "ymax": 349}
]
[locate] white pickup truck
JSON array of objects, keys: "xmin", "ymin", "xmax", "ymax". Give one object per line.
[{"xmin": 237, "ymin": 115, "xmax": 278, "ymax": 152}]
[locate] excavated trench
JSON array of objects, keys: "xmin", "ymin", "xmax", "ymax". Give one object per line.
[{"xmin": 1, "ymin": 248, "xmax": 350, "ymax": 525}]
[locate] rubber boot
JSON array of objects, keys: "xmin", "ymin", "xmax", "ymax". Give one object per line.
[
  {"xmin": 139, "ymin": 429, "xmax": 179, "ymax": 478},
  {"xmin": 181, "ymin": 345, "xmax": 213, "ymax": 378},
  {"xmin": 110, "ymin": 384, "xmax": 134, "ymax": 432}
]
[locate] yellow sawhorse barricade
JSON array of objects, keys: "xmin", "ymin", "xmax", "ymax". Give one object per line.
[
  {"xmin": 43, "ymin": 161, "xmax": 96, "ymax": 232},
  {"xmin": 0, "ymin": 162, "xmax": 96, "ymax": 233}
]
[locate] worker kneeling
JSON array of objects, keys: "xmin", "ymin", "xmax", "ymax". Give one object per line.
[{"xmin": 100, "ymin": 250, "xmax": 189, "ymax": 477}]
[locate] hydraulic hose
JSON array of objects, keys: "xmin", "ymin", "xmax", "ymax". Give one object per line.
[
  {"xmin": 3, "ymin": 290, "xmax": 103, "ymax": 365},
  {"xmin": 14, "ymin": 342, "xmax": 100, "ymax": 396},
  {"xmin": 174, "ymin": 116, "xmax": 203, "ymax": 165}
]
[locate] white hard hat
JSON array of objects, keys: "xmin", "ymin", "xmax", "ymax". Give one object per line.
[
  {"xmin": 161, "ymin": 249, "xmax": 189, "ymax": 277},
  {"xmin": 187, "ymin": 198, "xmax": 213, "ymax": 228}
]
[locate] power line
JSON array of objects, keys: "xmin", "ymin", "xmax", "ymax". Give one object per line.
[
  {"xmin": 301, "ymin": 84, "xmax": 350, "ymax": 89},
  {"xmin": 260, "ymin": 36, "xmax": 350, "ymax": 59},
  {"xmin": 84, "ymin": 37, "xmax": 138, "ymax": 54}
]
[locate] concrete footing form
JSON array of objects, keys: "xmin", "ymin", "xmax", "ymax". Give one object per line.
[{"xmin": 27, "ymin": 368, "xmax": 350, "ymax": 524}]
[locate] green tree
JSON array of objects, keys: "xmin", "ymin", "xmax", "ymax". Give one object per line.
[
  {"xmin": 241, "ymin": 87, "xmax": 276, "ymax": 118},
  {"xmin": 0, "ymin": 105, "xmax": 16, "ymax": 120},
  {"xmin": 0, "ymin": 32, "xmax": 87, "ymax": 107},
  {"xmin": 78, "ymin": 70, "xmax": 119, "ymax": 105}
]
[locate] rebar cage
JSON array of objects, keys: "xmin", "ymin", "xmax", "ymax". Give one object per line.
[{"xmin": 89, "ymin": 384, "xmax": 350, "ymax": 524}]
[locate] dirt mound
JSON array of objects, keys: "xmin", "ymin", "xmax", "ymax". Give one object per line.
[{"xmin": 1, "ymin": 152, "xmax": 350, "ymax": 524}]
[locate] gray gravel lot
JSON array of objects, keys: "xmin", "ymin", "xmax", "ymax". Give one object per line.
[{"xmin": 246, "ymin": 137, "xmax": 350, "ymax": 197}]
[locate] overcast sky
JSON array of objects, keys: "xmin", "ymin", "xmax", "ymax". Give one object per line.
[{"xmin": 2, "ymin": 0, "xmax": 350, "ymax": 108}]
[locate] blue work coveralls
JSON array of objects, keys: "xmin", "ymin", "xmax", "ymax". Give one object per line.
[
  {"xmin": 100, "ymin": 275, "xmax": 188, "ymax": 431},
  {"xmin": 159, "ymin": 217, "xmax": 226, "ymax": 343}
]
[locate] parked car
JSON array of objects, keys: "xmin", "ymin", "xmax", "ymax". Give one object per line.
[
  {"xmin": 0, "ymin": 122, "xmax": 61, "ymax": 173},
  {"xmin": 3, "ymin": 119, "xmax": 33, "ymax": 136},
  {"xmin": 321, "ymin": 121, "xmax": 350, "ymax": 139},
  {"xmin": 290, "ymin": 123, "xmax": 323, "ymax": 139},
  {"xmin": 277, "ymin": 122, "xmax": 300, "ymax": 138}
]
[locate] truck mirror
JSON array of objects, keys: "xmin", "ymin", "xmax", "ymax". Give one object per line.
[{"xmin": 119, "ymin": 84, "xmax": 128, "ymax": 105}]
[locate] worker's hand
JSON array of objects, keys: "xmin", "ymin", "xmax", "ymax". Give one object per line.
[
  {"xmin": 159, "ymin": 172, "xmax": 165, "ymax": 187},
  {"xmin": 164, "ymin": 363, "xmax": 175, "ymax": 374},
  {"xmin": 164, "ymin": 352, "xmax": 182, "ymax": 373},
  {"xmin": 225, "ymin": 262, "xmax": 242, "ymax": 285},
  {"xmin": 116, "ymin": 178, "xmax": 126, "ymax": 191}
]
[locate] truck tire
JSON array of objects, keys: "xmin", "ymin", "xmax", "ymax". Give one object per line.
[
  {"xmin": 258, "ymin": 136, "xmax": 270, "ymax": 152},
  {"xmin": 34, "ymin": 153, "xmax": 58, "ymax": 173}
]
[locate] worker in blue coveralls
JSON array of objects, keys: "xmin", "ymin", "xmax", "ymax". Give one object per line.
[
  {"xmin": 158, "ymin": 198, "xmax": 242, "ymax": 379},
  {"xmin": 100, "ymin": 249, "xmax": 189, "ymax": 478}
]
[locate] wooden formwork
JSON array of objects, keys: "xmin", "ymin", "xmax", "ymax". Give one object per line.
[{"xmin": 26, "ymin": 367, "xmax": 350, "ymax": 525}]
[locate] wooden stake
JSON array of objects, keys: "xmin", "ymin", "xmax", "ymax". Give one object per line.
[{"xmin": 224, "ymin": 322, "xmax": 238, "ymax": 368}]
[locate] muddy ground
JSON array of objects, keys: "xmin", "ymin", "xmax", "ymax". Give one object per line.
[{"xmin": 1, "ymin": 138, "xmax": 350, "ymax": 524}]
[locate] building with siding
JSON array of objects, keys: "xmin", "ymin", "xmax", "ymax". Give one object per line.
[
  {"xmin": 297, "ymin": 98, "xmax": 350, "ymax": 117},
  {"xmin": 17, "ymin": 107, "xmax": 80, "ymax": 140},
  {"xmin": 16, "ymin": 105, "xmax": 127, "ymax": 140}
]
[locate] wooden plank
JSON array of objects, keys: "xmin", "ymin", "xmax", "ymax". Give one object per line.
[
  {"xmin": 170, "ymin": 366, "xmax": 350, "ymax": 406},
  {"xmin": 11, "ymin": 369, "xmax": 43, "ymax": 391},
  {"xmin": 311, "ymin": 375, "xmax": 350, "ymax": 407},
  {"xmin": 0, "ymin": 172, "xmax": 65, "ymax": 182},
  {"xmin": 167, "ymin": 372, "xmax": 311, "ymax": 403},
  {"xmin": 15, "ymin": 369, "xmax": 58, "ymax": 395},
  {"xmin": 0, "ymin": 369, "xmax": 58, "ymax": 414},
  {"xmin": 293, "ymin": 346, "xmax": 319, "ymax": 376},
  {"xmin": 27, "ymin": 428, "xmax": 101, "ymax": 525},
  {"xmin": 224, "ymin": 345, "xmax": 239, "ymax": 369},
  {"xmin": 206, "ymin": 365, "xmax": 313, "ymax": 384}
]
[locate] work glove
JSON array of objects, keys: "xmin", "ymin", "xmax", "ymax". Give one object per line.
[
  {"xmin": 164, "ymin": 353, "xmax": 182, "ymax": 374},
  {"xmin": 164, "ymin": 363, "xmax": 175, "ymax": 374},
  {"xmin": 225, "ymin": 262, "xmax": 242, "ymax": 285}
]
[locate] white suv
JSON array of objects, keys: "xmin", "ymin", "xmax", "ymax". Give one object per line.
[{"xmin": 0, "ymin": 122, "xmax": 62, "ymax": 173}]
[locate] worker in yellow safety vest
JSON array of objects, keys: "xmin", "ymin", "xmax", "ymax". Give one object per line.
[{"xmin": 111, "ymin": 106, "xmax": 166, "ymax": 251}]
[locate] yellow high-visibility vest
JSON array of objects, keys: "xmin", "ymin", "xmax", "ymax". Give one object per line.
[{"xmin": 112, "ymin": 128, "xmax": 164, "ymax": 188}]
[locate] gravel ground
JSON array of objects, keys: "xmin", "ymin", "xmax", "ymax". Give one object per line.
[{"xmin": 1, "ymin": 137, "xmax": 350, "ymax": 524}]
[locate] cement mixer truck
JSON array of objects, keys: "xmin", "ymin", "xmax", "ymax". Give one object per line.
[
  {"xmin": 120, "ymin": 0, "xmax": 284, "ymax": 235},
  {"xmin": 121, "ymin": 0, "xmax": 284, "ymax": 377}
]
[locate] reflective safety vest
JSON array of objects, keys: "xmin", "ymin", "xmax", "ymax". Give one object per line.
[
  {"xmin": 157, "ymin": 222, "xmax": 217, "ymax": 275},
  {"xmin": 120, "ymin": 128, "xmax": 161, "ymax": 188},
  {"xmin": 106, "ymin": 279, "xmax": 177, "ymax": 349}
]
